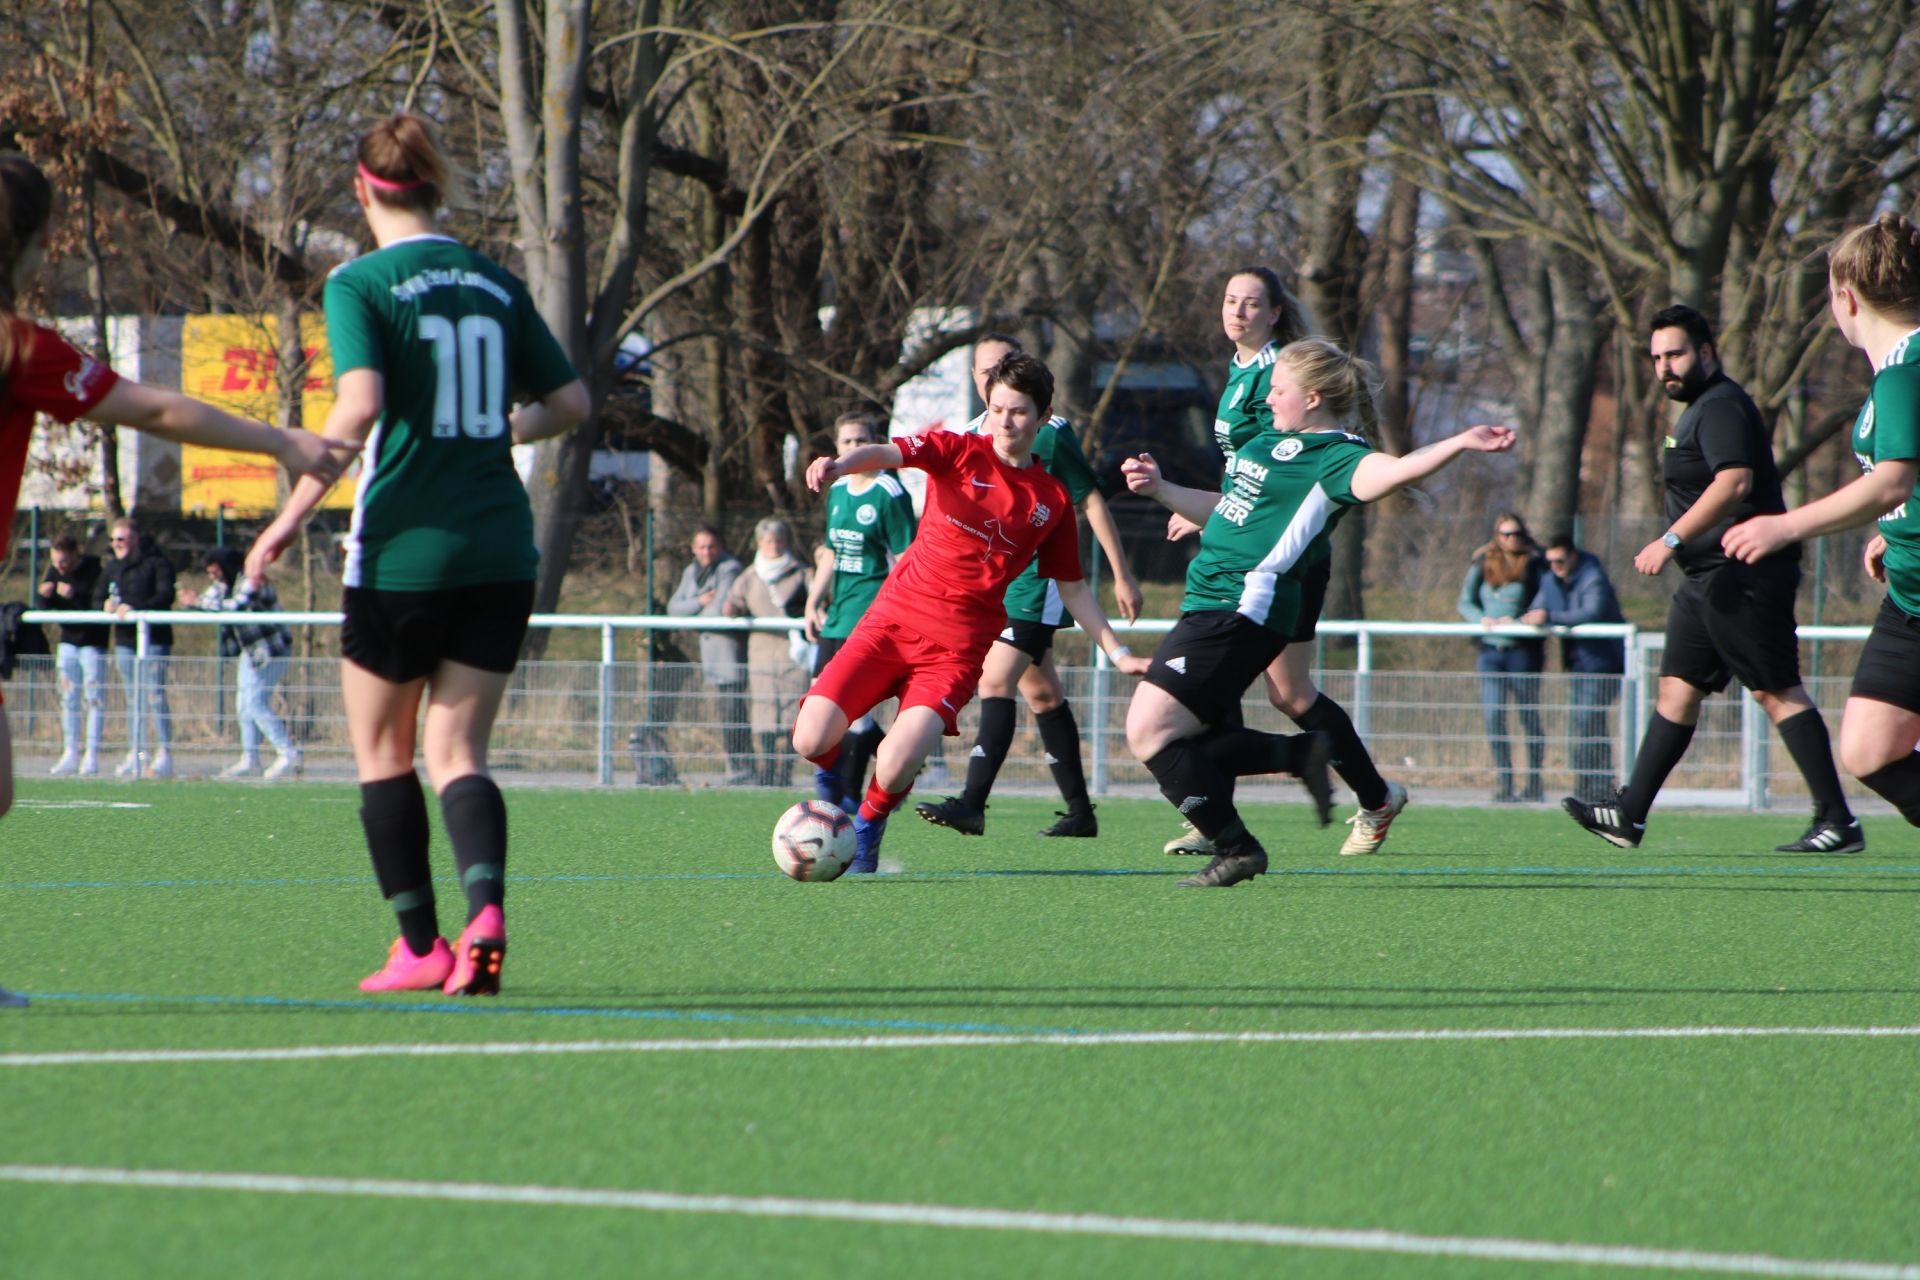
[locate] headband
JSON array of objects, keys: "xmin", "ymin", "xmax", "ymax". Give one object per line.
[{"xmin": 357, "ymin": 162, "xmax": 429, "ymax": 193}]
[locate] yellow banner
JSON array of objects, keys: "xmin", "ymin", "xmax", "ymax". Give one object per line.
[{"xmin": 179, "ymin": 314, "xmax": 357, "ymax": 513}]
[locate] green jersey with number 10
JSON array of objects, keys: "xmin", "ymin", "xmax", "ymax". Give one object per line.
[
  {"xmin": 822, "ymin": 471, "xmax": 918, "ymax": 639},
  {"xmin": 1853, "ymin": 327, "xmax": 1920, "ymax": 617},
  {"xmin": 1182, "ymin": 428, "xmax": 1371, "ymax": 634},
  {"xmin": 326, "ymin": 234, "xmax": 578, "ymax": 591}
]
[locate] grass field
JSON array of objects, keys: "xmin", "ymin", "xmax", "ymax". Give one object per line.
[{"xmin": 0, "ymin": 780, "xmax": 1916, "ymax": 1278}]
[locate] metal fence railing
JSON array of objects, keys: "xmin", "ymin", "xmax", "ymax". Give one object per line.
[{"xmin": 4, "ymin": 612, "xmax": 1874, "ymax": 808}]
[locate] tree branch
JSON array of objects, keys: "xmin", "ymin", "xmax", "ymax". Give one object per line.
[{"xmin": 89, "ymin": 150, "xmax": 311, "ymax": 289}]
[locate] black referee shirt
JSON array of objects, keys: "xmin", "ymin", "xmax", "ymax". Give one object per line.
[{"xmin": 1662, "ymin": 371, "xmax": 1793, "ymax": 575}]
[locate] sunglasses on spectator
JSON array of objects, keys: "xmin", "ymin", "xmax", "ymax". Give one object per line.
[
  {"xmin": 1497, "ymin": 528, "xmax": 1525, "ymax": 539},
  {"xmin": 1546, "ymin": 554, "xmax": 1571, "ymax": 566}
]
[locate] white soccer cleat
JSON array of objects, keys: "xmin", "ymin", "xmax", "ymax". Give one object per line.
[
  {"xmin": 1340, "ymin": 780, "xmax": 1409, "ymax": 856},
  {"xmin": 49, "ymin": 752, "xmax": 79, "ymax": 776},
  {"xmin": 1163, "ymin": 820, "xmax": 1215, "ymax": 856},
  {"xmin": 263, "ymin": 749, "xmax": 304, "ymax": 781}
]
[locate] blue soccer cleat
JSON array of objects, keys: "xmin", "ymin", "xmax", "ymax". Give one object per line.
[
  {"xmin": 812, "ymin": 766, "xmax": 844, "ymax": 810},
  {"xmin": 848, "ymin": 811, "xmax": 887, "ymax": 875}
]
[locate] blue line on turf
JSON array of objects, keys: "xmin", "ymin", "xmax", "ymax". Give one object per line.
[
  {"xmin": 7, "ymin": 865, "xmax": 1920, "ymax": 891},
  {"xmin": 21, "ymin": 991, "xmax": 1078, "ymax": 1037}
]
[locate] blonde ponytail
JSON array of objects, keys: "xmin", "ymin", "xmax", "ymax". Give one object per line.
[{"xmin": 1275, "ymin": 338, "xmax": 1381, "ymax": 442}]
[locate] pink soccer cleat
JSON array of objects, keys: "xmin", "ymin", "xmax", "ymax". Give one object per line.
[
  {"xmin": 359, "ymin": 936, "xmax": 455, "ymax": 992},
  {"xmin": 444, "ymin": 904, "xmax": 506, "ymax": 997}
]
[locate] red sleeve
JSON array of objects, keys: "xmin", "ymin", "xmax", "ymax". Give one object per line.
[
  {"xmin": 893, "ymin": 428, "xmax": 970, "ymax": 473},
  {"xmin": 8, "ymin": 322, "xmax": 120, "ymax": 422},
  {"xmin": 1034, "ymin": 499, "xmax": 1083, "ymax": 582}
]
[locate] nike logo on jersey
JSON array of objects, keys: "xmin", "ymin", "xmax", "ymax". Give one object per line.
[
  {"xmin": 969, "ymin": 478, "xmax": 997, "ymax": 488},
  {"xmin": 1165, "ymin": 656, "xmax": 1187, "ymax": 675}
]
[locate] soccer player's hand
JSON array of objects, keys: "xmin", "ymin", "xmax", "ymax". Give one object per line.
[
  {"xmin": 1112, "ymin": 651, "xmax": 1151, "ymax": 675},
  {"xmin": 1634, "ymin": 539, "xmax": 1675, "ymax": 576},
  {"xmin": 804, "ymin": 455, "xmax": 839, "ymax": 493},
  {"xmin": 1166, "ymin": 512, "xmax": 1202, "ymax": 541},
  {"xmin": 278, "ymin": 428, "xmax": 361, "ymax": 485},
  {"xmin": 1114, "ymin": 574, "xmax": 1145, "ymax": 622},
  {"xmin": 1722, "ymin": 514, "xmax": 1791, "ymax": 564},
  {"xmin": 1865, "ymin": 534, "xmax": 1889, "ymax": 584},
  {"xmin": 1121, "ymin": 452, "xmax": 1161, "ymax": 496},
  {"xmin": 1458, "ymin": 424, "xmax": 1516, "ymax": 453}
]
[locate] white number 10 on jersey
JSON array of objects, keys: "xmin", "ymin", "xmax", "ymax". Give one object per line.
[{"xmin": 419, "ymin": 314, "xmax": 507, "ymax": 439}]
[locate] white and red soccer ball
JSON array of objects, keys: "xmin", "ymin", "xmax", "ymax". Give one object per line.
[{"xmin": 772, "ymin": 801, "xmax": 856, "ymax": 881}]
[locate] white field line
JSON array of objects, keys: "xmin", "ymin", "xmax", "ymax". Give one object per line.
[
  {"xmin": 5, "ymin": 1024, "xmax": 1920, "ymax": 1068},
  {"xmin": 0, "ymin": 1165, "xmax": 1912, "ymax": 1278}
]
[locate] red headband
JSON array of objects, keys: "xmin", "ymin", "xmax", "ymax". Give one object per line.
[{"xmin": 357, "ymin": 162, "xmax": 429, "ymax": 193}]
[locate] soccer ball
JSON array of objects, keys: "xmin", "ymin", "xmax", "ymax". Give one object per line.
[{"xmin": 772, "ymin": 801, "xmax": 856, "ymax": 882}]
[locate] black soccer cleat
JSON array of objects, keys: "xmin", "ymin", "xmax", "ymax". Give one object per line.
[
  {"xmin": 915, "ymin": 795, "xmax": 986, "ymax": 836},
  {"xmin": 1562, "ymin": 793, "xmax": 1643, "ymax": 849},
  {"xmin": 1177, "ymin": 835, "xmax": 1269, "ymax": 887},
  {"xmin": 1294, "ymin": 731, "xmax": 1335, "ymax": 828},
  {"xmin": 1775, "ymin": 819, "xmax": 1866, "ymax": 854},
  {"xmin": 1037, "ymin": 807, "xmax": 1098, "ymax": 838}
]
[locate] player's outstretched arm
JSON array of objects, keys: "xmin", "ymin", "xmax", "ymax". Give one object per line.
[
  {"xmin": 1723, "ymin": 460, "xmax": 1918, "ymax": 564},
  {"xmin": 1348, "ymin": 424, "xmax": 1515, "ymax": 503},
  {"xmin": 89, "ymin": 380, "xmax": 358, "ymax": 485},
  {"xmin": 1082, "ymin": 489, "xmax": 1144, "ymax": 621},
  {"xmin": 1055, "ymin": 578, "xmax": 1151, "ymax": 675},
  {"xmin": 805, "ymin": 443, "xmax": 904, "ymax": 493},
  {"xmin": 245, "ymin": 368, "xmax": 384, "ymax": 582},
  {"xmin": 510, "ymin": 378, "xmax": 592, "ymax": 444},
  {"xmin": 1121, "ymin": 452, "xmax": 1221, "ymax": 527}
]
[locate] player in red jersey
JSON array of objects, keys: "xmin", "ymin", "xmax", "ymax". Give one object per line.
[
  {"xmin": 0, "ymin": 155, "xmax": 352, "ymax": 1008},
  {"xmin": 792, "ymin": 354, "xmax": 1151, "ymax": 873}
]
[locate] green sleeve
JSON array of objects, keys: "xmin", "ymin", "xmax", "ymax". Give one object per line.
[
  {"xmin": 1321, "ymin": 438, "xmax": 1374, "ymax": 505},
  {"xmin": 323, "ymin": 270, "xmax": 383, "ymax": 376},
  {"xmin": 1044, "ymin": 425, "xmax": 1101, "ymax": 503},
  {"xmin": 883, "ymin": 488, "xmax": 918, "ymax": 553},
  {"xmin": 508, "ymin": 278, "xmax": 580, "ymax": 402},
  {"xmin": 1871, "ymin": 366, "xmax": 1920, "ymax": 462}
]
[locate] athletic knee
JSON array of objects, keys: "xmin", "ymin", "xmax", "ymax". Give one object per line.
[
  {"xmin": 1024, "ymin": 688, "xmax": 1063, "ymax": 715},
  {"xmin": 1839, "ymin": 740, "xmax": 1886, "ymax": 780}
]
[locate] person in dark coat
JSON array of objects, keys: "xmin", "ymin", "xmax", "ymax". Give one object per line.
[
  {"xmin": 93, "ymin": 517, "xmax": 176, "ymax": 778},
  {"xmin": 38, "ymin": 533, "xmax": 108, "ymax": 774},
  {"xmin": 1524, "ymin": 533, "xmax": 1627, "ymax": 803}
]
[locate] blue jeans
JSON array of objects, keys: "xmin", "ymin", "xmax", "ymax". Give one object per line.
[
  {"xmin": 236, "ymin": 653, "xmax": 293, "ymax": 757},
  {"xmin": 56, "ymin": 643, "xmax": 104, "ymax": 754},
  {"xmin": 1568, "ymin": 672, "xmax": 1621, "ymax": 802},
  {"xmin": 1477, "ymin": 643, "xmax": 1544, "ymax": 797},
  {"xmin": 113, "ymin": 644, "xmax": 172, "ymax": 749}
]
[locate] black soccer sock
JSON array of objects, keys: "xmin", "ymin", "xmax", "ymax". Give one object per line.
[
  {"xmin": 1622, "ymin": 713, "xmax": 1694, "ymax": 825},
  {"xmin": 1195, "ymin": 725, "xmax": 1295, "ymax": 777},
  {"xmin": 1035, "ymin": 702, "xmax": 1092, "ymax": 816},
  {"xmin": 962, "ymin": 697, "xmax": 1016, "ymax": 808},
  {"xmin": 842, "ymin": 723, "xmax": 883, "ymax": 798},
  {"xmin": 1775, "ymin": 708, "xmax": 1855, "ymax": 825},
  {"xmin": 1291, "ymin": 693, "xmax": 1389, "ymax": 810},
  {"xmin": 440, "ymin": 773, "xmax": 507, "ymax": 924},
  {"xmin": 1859, "ymin": 754, "xmax": 1920, "ymax": 827},
  {"xmin": 360, "ymin": 772, "xmax": 437, "ymax": 956},
  {"xmin": 1144, "ymin": 738, "xmax": 1247, "ymax": 847}
]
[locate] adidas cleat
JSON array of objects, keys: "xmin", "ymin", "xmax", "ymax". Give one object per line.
[
  {"xmin": 915, "ymin": 795, "xmax": 985, "ymax": 836},
  {"xmin": 1177, "ymin": 836, "xmax": 1269, "ymax": 888},
  {"xmin": 1295, "ymin": 731, "xmax": 1335, "ymax": 827},
  {"xmin": 445, "ymin": 903, "xmax": 506, "ymax": 996},
  {"xmin": 1340, "ymin": 780, "xmax": 1410, "ymax": 856},
  {"xmin": 1562, "ymin": 793, "xmax": 1643, "ymax": 849},
  {"xmin": 1037, "ymin": 807, "xmax": 1097, "ymax": 838},
  {"xmin": 1163, "ymin": 821, "xmax": 1214, "ymax": 856},
  {"xmin": 848, "ymin": 812, "xmax": 888, "ymax": 874},
  {"xmin": 1775, "ymin": 819, "xmax": 1865, "ymax": 854}
]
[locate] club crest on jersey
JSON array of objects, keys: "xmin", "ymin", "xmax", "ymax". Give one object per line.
[
  {"xmin": 856, "ymin": 504, "xmax": 877, "ymax": 526},
  {"xmin": 63, "ymin": 357, "xmax": 103, "ymax": 400},
  {"xmin": 1858, "ymin": 403, "xmax": 1875, "ymax": 439},
  {"xmin": 1270, "ymin": 438, "xmax": 1304, "ymax": 462},
  {"xmin": 1030, "ymin": 502, "xmax": 1051, "ymax": 528}
]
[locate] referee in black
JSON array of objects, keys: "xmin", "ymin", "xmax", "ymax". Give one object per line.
[{"xmin": 1565, "ymin": 305, "xmax": 1861, "ymax": 852}]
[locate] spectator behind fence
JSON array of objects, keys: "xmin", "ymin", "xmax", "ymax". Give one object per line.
[
  {"xmin": 95, "ymin": 516, "xmax": 175, "ymax": 779},
  {"xmin": 40, "ymin": 533, "xmax": 108, "ymax": 775},
  {"xmin": 1523, "ymin": 533, "xmax": 1626, "ymax": 804},
  {"xmin": 1459, "ymin": 512, "xmax": 1546, "ymax": 802},
  {"xmin": 180, "ymin": 547, "xmax": 300, "ymax": 780},
  {"xmin": 726, "ymin": 517, "xmax": 810, "ymax": 788},
  {"xmin": 667, "ymin": 523, "xmax": 752, "ymax": 783}
]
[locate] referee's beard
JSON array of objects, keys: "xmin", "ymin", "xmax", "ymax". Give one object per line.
[{"xmin": 1660, "ymin": 363, "xmax": 1713, "ymax": 404}]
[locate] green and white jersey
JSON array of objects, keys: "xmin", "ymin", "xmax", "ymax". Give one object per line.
[
  {"xmin": 822, "ymin": 471, "xmax": 917, "ymax": 639},
  {"xmin": 326, "ymin": 234, "xmax": 578, "ymax": 591},
  {"xmin": 1182, "ymin": 428, "xmax": 1371, "ymax": 633},
  {"xmin": 1852, "ymin": 326, "xmax": 1920, "ymax": 616},
  {"xmin": 1214, "ymin": 342, "xmax": 1277, "ymax": 479},
  {"xmin": 959, "ymin": 411, "xmax": 1100, "ymax": 624}
]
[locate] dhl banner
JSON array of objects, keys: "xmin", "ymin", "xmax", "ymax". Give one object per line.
[{"xmin": 180, "ymin": 314, "xmax": 358, "ymax": 513}]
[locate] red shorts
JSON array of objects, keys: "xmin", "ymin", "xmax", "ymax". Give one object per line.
[{"xmin": 805, "ymin": 618, "xmax": 980, "ymax": 736}]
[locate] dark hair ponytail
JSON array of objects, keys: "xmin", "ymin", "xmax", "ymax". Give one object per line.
[
  {"xmin": 1228, "ymin": 265, "xmax": 1318, "ymax": 347},
  {"xmin": 0, "ymin": 154, "xmax": 55, "ymax": 390}
]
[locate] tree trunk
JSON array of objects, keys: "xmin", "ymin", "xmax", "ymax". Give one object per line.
[
  {"xmin": 1523, "ymin": 251, "xmax": 1605, "ymax": 540},
  {"xmin": 79, "ymin": 0, "xmax": 122, "ymax": 519},
  {"xmin": 1375, "ymin": 174, "xmax": 1419, "ymax": 457}
]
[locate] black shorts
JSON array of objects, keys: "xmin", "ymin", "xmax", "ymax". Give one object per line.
[
  {"xmin": 1659, "ymin": 558, "xmax": 1801, "ymax": 694},
  {"xmin": 1144, "ymin": 610, "xmax": 1289, "ymax": 727},
  {"xmin": 994, "ymin": 618, "xmax": 1059, "ymax": 661},
  {"xmin": 812, "ymin": 635, "xmax": 846, "ymax": 678},
  {"xmin": 1288, "ymin": 560, "xmax": 1330, "ymax": 644},
  {"xmin": 341, "ymin": 581, "xmax": 535, "ymax": 684},
  {"xmin": 1850, "ymin": 596, "xmax": 1920, "ymax": 715}
]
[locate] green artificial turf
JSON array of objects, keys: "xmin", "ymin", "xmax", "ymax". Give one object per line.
[{"xmin": 0, "ymin": 780, "xmax": 1916, "ymax": 1278}]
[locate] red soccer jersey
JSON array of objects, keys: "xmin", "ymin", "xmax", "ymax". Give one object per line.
[
  {"xmin": 866, "ymin": 429, "xmax": 1082, "ymax": 659},
  {"xmin": 0, "ymin": 320, "xmax": 119, "ymax": 554}
]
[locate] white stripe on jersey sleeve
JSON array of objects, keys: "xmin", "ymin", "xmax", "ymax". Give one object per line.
[
  {"xmin": 1235, "ymin": 482, "xmax": 1337, "ymax": 626},
  {"xmin": 877, "ymin": 473, "xmax": 905, "ymax": 498}
]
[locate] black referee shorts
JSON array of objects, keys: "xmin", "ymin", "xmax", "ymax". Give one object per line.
[
  {"xmin": 1659, "ymin": 558, "xmax": 1802, "ymax": 695},
  {"xmin": 994, "ymin": 618, "xmax": 1060, "ymax": 662},
  {"xmin": 1144, "ymin": 610, "xmax": 1289, "ymax": 727},
  {"xmin": 341, "ymin": 580, "xmax": 535, "ymax": 684},
  {"xmin": 1851, "ymin": 595, "xmax": 1920, "ymax": 715}
]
